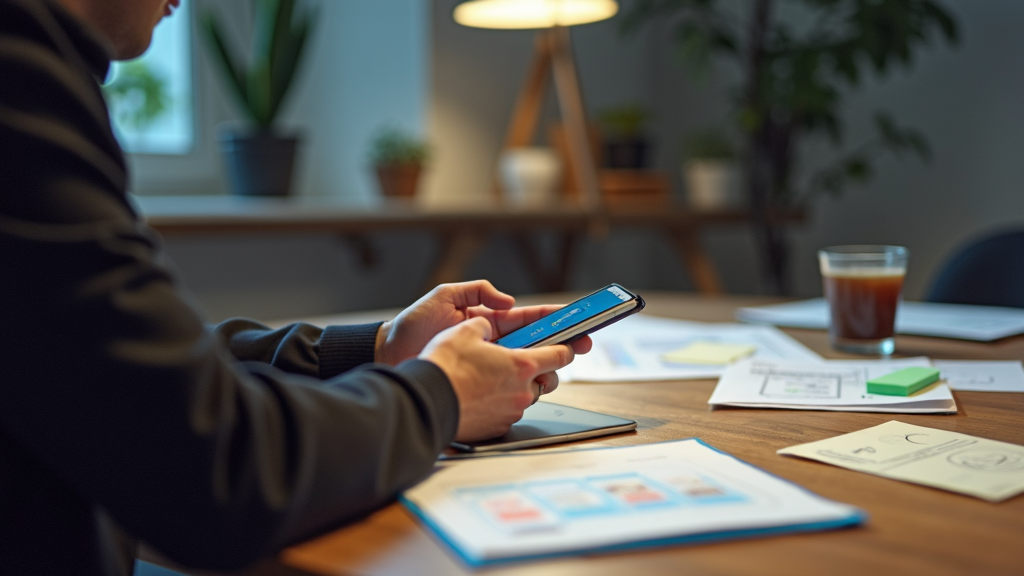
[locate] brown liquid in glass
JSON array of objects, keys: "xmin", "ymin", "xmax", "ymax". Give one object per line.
[{"xmin": 823, "ymin": 272, "xmax": 905, "ymax": 340}]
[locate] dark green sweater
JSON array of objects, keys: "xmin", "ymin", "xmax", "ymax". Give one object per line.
[{"xmin": 0, "ymin": 1, "xmax": 458, "ymax": 574}]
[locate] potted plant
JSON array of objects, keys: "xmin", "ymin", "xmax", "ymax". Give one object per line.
[
  {"xmin": 684, "ymin": 129, "xmax": 741, "ymax": 211},
  {"xmin": 202, "ymin": 0, "xmax": 314, "ymax": 196},
  {"xmin": 102, "ymin": 60, "xmax": 170, "ymax": 145},
  {"xmin": 370, "ymin": 128, "xmax": 431, "ymax": 199},
  {"xmin": 597, "ymin": 104, "xmax": 651, "ymax": 169},
  {"xmin": 622, "ymin": 0, "xmax": 957, "ymax": 294}
]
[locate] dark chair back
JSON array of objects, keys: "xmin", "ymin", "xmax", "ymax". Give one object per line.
[{"xmin": 926, "ymin": 229, "xmax": 1024, "ymax": 308}]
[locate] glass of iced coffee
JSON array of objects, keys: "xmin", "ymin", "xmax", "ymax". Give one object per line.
[{"xmin": 818, "ymin": 245, "xmax": 908, "ymax": 355}]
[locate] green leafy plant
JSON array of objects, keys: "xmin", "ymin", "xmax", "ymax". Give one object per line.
[
  {"xmin": 622, "ymin": 0, "xmax": 958, "ymax": 295},
  {"xmin": 686, "ymin": 128, "xmax": 736, "ymax": 161},
  {"xmin": 102, "ymin": 60, "xmax": 170, "ymax": 132},
  {"xmin": 202, "ymin": 0, "xmax": 314, "ymax": 130},
  {"xmin": 597, "ymin": 104, "xmax": 650, "ymax": 140},
  {"xmin": 370, "ymin": 128, "xmax": 431, "ymax": 167}
]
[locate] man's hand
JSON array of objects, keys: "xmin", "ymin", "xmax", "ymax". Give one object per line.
[
  {"xmin": 420, "ymin": 318, "xmax": 577, "ymax": 442},
  {"xmin": 375, "ymin": 280, "xmax": 591, "ymax": 365}
]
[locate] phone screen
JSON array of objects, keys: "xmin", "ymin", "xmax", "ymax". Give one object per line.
[{"xmin": 495, "ymin": 285, "xmax": 635, "ymax": 349}]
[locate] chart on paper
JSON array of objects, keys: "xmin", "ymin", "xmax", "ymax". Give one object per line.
[
  {"xmin": 403, "ymin": 439, "xmax": 862, "ymax": 565},
  {"xmin": 708, "ymin": 358, "xmax": 958, "ymax": 414}
]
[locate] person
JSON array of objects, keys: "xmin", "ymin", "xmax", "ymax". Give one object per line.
[{"xmin": 0, "ymin": 1, "xmax": 592, "ymax": 574}]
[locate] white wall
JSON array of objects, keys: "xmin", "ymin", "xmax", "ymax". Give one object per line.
[
  {"xmin": 790, "ymin": 0, "xmax": 1024, "ymax": 299},
  {"xmin": 131, "ymin": 0, "xmax": 428, "ymax": 199},
  {"xmin": 153, "ymin": 0, "xmax": 436, "ymax": 322},
  {"xmin": 427, "ymin": 0, "xmax": 1024, "ymax": 299},
  {"xmin": 146, "ymin": 0, "xmax": 1024, "ymax": 322}
]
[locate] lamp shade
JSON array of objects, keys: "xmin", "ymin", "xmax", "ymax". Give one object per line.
[{"xmin": 454, "ymin": 0, "xmax": 618, "ymax": 29}]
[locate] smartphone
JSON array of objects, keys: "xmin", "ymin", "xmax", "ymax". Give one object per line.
[{"xmin": 494, "ymin": 284, "xmax": 645, "ymax": 349}]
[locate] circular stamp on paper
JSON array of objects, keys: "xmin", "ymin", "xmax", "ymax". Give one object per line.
[{"xmin": 947, "ymin": 449, "xmax": 1024, "ymax": 473}]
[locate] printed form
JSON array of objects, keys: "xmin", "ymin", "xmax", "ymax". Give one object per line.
[
  {"xmin": 402, "ymin": 439, "xmax": 862, "ymax": 566},
  {"xmin": 560, "ymin": 314, "xmax": 822, "ymax": 383},
  {"xmin": 779, "ymin": 421, "xmax": 1024, "ymax": 502},
  {"xmin": 707, "ymin": 358, "xmax": 957, "ymax": 414}
]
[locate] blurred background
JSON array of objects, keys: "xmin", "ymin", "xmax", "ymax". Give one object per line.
[{"xmin": 114, "ymin": 0, "xmax": 1024, "ymax": 322}]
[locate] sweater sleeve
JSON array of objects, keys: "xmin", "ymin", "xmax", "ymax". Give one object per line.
[
  {"xmin": 212, "ymin": 319, "xmax": 384, "ymax": 380},
  {"xmin": 0, "ymin": 2, "xmax": 458, "ymax": 570}
]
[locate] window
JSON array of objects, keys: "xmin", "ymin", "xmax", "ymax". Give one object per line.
[{"xmin": 103, "ymin": 2, "xmax": 193, "ymax": 155}]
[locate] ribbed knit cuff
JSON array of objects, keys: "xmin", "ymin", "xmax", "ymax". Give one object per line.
[
  {"xmin": 393, "ymin": 359, "xmax": 460, "ymax": 445},
  {"xmin": 318, "ymin": 322, "xmax": 383, "ymax": 379}
]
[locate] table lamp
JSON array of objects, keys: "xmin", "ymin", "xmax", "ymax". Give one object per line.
[{"xmin": 453, "ymin": 0, "xmax": 619, "ymax": 210}]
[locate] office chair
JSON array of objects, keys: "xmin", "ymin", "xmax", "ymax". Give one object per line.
[{"xmin": 926, "ymin": 229, "xmax": 1024, "ymax": 308}]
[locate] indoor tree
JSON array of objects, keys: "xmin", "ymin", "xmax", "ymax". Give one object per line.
[{"xmin": 622, "ymin": 0, "xmax": 958, "ymax": 295}]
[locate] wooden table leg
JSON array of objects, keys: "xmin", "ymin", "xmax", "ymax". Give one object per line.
[
  {"xmin": 668, "ymin": 227, "xmax": 723, "ymax": 295},
  {"xmin": 338, "ymin": 234, "xmax": 376, "ymax": 270},
  {"xmin": 511, "ymin": 231, "xmax": 578, "ymax": 293},
  {"xmin": 423, "ymin": 230, "xmax": 489, "ymax": 292}
]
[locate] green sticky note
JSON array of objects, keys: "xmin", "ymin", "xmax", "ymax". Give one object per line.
[
  {"xmin": 661, "ymin": 341, "xmax": 756, "ymax": 365},
  {"xmin": 867, "ymin": 367, "xmax": 941, "ymax": 396}
]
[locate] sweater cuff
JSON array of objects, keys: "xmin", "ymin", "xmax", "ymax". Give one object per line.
[
  {"xmin": 393, "ymin": 359, "xmax": 460, "ymax": 444},
  {"xmin": 319, "ymin": 322, "xmax": 383, "ymax": 379}
]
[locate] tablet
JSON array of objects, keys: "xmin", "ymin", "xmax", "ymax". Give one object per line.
[{"xmin": 450, "ymin": 402, "xmax": 637, "ymax": 453}]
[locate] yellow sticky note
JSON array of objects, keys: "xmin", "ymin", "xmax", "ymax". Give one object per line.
[{"xmin": 661, "ymin": 341, "xmax": 756, "ymax": 365}]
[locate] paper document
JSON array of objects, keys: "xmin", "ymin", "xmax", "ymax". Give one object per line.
[
  {"xmin": 403, "ymin": 439, "xmax": 863, "ymax": 566},
  {"xmin": 778, "ymin": 421, "xmax": 1024, "ymax": 502},
  {"xmin": 933, "ymin": 360, "xmax": 1024, "ymax": 393},
  {"xmin": 735, "ymin": 298, "xmax": 1024, "ymax": 341},
  {"xmin": 708, "ymin": 358, "xmax": 957, "ymax": 414},
  {"xmin": 661, "ymin": 342, "xmax": 756, "ymax": 365},
  {"xmin": 561, "ymin": 314, "xmax": 822, "ymax": 383}
]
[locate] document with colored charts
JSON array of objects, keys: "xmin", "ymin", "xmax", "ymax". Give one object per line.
[
  {"xmin": 401, "ymin": 439, "xmax": 863, "ymax": 566},
  {"xmin": 778, "ymin": 421, "xmax": 1024, "ymax": 502},
  {"xmin": 707, "ymin": 357, "xmax": 957, "ymax": 414},
  {"xmin": 559, "ymin": 314, "xmax": 822, "ymax": 383}
]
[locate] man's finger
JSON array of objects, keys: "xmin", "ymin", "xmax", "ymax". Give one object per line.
[
  {"xmin": 535, "ymin": 371, "xmax": 559, "ymax": 395},
  {"xmin": 492, "ymin": 304, "xmax": 564, "ymax": 335},
  {"xmin": 446, "ymin": 280, "xmax": 515, "ymax": 311},
  {"xmin": 458, "ymin": 316, "xmax": 494, "ymax": 341},
  {"xmin": 569, "ymin": 335, "xmax": 593, "ymax": 355},
  {"xmin": 516, "ymin": 344, "xmax": 575, "ymax": 376}
]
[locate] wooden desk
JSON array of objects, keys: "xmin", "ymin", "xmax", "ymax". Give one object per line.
[
  {"xmin": 232, "ymin": 292, "xmax": 1023, "ymax": 576},
  {"xmin": 136, "ymin": 195, "xmax": 803, "ymax": 295}
]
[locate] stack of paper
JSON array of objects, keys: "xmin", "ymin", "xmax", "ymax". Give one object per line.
[
  {"xmin": 734, "ymin": 298, "xmax": 1024, "ymax": 341},
  {"xmin": 707, "ymin": 357, "xmax": 957, "ymax": 414},
  {"xmin": 402, "ymin": 439, "xmax": 863, "ymax": 566},
  {"xmin": 933, "ymin": 360, "xmax": 1024, "ymax": 393},
  {"xmin": 779, "ymin": 421, "xmax": 1024, "ymax": 502},
  {"xmin": 560, "ymin": 314, "xmax": 821, "ymax": 383}
]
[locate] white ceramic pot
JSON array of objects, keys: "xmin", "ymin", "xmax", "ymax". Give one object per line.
[
  {"xmin": 499, "ymin": 147, "xmax": 562, "ymax": 206},
  {"xmin": 684, "ymin": 160, "xmax": 743, "ymax": 211}
]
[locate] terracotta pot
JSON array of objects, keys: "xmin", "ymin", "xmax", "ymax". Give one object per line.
[{"xmin": 375, "ymin": 164, "xmax": 423, "ymax": 198}]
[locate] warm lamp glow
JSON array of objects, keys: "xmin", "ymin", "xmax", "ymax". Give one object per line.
[{"xmin": 454, "ymin": 0, "xmax": 618, "ymax": 29}]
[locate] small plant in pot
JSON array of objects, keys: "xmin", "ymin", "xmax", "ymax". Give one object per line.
[
  {"xmin": 202, "ymin": 0, "xmax": 314, "ymax": 196},
  {"xmin": 597, "ymin": 104, "xmax": 650, "ymax": 169},
  {"xmin": 370, "ymin": 128, "xmax": 430, "ymax": 199},
  {"xmin": 684, "ymin": 129, "xmax": 742, "ymax": 211}
]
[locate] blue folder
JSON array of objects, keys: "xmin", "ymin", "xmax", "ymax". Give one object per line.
[{"xmin": 400, "ymin": 438, "xmax": 866, "ymax": 568}]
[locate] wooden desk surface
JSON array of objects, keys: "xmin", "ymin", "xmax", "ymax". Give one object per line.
[{"xmin": 264, "ymin": 293, "xmax": 1024, "ymax": 576}]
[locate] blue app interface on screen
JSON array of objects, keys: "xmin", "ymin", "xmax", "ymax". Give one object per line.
[{"xmin": 496, "ymin": 286, "xmax": 632, "ymax": 349}]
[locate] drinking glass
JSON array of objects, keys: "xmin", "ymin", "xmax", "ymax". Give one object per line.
[{"xmin": 818, "ymin": 245, "xmax": 908, "ymax": 355}]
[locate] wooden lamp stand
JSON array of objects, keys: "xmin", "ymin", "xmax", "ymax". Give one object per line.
[{"xmin": 500, "ymin": 26, "xmax": 601, "ymax": 210}]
